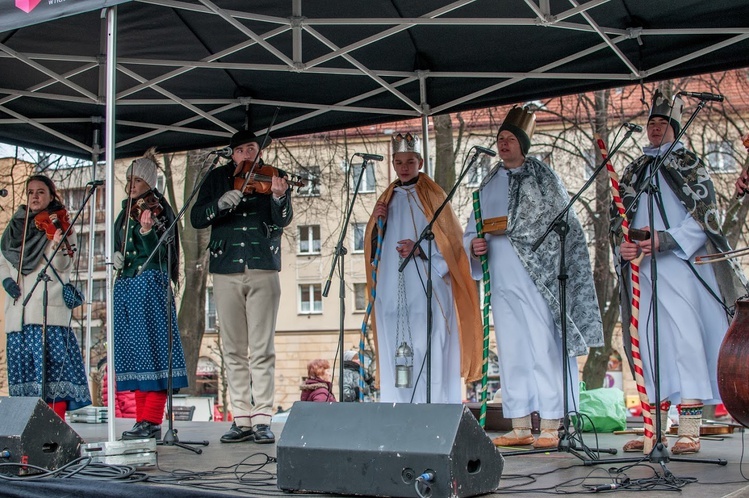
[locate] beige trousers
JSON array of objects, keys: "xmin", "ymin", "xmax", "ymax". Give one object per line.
[{"xmin": 213, "ymin": 268, "xmax": 280, "ymax": 427}]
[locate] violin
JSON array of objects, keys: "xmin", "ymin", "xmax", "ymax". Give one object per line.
[
  {"xmin": 233, "ymin": 161, "xmax": 307, "ymax": 195},
  {"xmin": 129, "ymin": 191, "xmax": 165, "ymax": 232},
  {"xmin": 34, "ymin": 208, "xmax": 76, "ymax": 257},
  {"xmin": 130, "ymin": 191, "xmax": 164, "ymax": 221}
]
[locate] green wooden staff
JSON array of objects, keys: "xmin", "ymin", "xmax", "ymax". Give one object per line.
[{"xmin": 472, "ymin": 191, "xmax": 491, "ymax": 429}]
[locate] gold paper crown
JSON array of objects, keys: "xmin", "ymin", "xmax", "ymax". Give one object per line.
[
  {"xmin": 649, "ymin": 89, "xmax": 684, "ymax": 135},
  {"xmin": 392, "ymin": 132, "xmax": 422, "ymax": 155},
  {"xmin": 500, "ymin": 106, "xmax": 536, "ymax": 141}
]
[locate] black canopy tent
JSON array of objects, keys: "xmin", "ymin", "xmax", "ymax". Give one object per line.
[
  {"xmin": 2, "ymin": 0, "xmax": 748, "ymax": 444},
  {"xmin": 1, "ymin": 0, "xmax": 749, "ymax": 159}
]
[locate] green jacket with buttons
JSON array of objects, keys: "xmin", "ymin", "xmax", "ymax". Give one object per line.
[
  {"xmin": 114, "ymin": 214, "xmax": 166, "ymax": 277},
  {"xmin": 190, "ymin": 162, "xmax": 293, "ymax": 274}
]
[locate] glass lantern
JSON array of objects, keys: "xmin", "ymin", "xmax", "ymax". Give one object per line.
[{"xmin": 395, "ymin": 341, "xmax": 413, "ymax": 388}]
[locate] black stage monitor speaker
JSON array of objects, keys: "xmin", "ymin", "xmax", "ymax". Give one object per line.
[
  {"xmin": 277, "ymin": 402, "xmax": 504, "ymax": 498},
  {"xmin": 0, "ymin": 397, "xmax": 83, "ymax": 475}
]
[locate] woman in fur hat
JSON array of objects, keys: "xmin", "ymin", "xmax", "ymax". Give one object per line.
[{"xmin": 113, "ymin": 148, "xmax": 187, "ymax": 440}]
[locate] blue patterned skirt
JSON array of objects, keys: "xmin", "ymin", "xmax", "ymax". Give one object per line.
[
  {"xmin": 113, "ymin": 269, "xmax": 188, "ymax": 392},
  {"xmin": 7, "ymin": 324, "xmax": 92, "ymax": 411}
]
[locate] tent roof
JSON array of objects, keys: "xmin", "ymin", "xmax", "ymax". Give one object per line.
[{"xmin": 1, "ymin": 0, "xmax": 748, "ymax": 159}]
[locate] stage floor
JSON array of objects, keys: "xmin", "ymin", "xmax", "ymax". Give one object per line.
[{"xmin": 13, "ymin": 413, "xmax": 749, "ymax": 497}]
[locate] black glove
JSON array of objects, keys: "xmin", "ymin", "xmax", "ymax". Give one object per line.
[{"xmin": 3, "ymin": 277, "xmax": 21, "ymax": 299}]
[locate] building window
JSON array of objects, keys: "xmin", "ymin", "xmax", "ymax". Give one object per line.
[
  {"xmin": 354, "ymin": 283, "xmax": 368, "ymax": 312},
  {"xmin": 298, "ymin": 225, "xmax": 321, "ymax": 254},
  {"xmin": 205, "ymin": 287, "xmax": 216, "ymax": 332},
  {"xmin": 707, "ymin": 140, "xmax": 738, "ymax": 173},
  {"xmin": 349, "ymin": 161, "xmax": 375, "ymax": 193},
  {"xmin": 299, "ymin": 284, "xmax": 323, "ymax": 314},
  {"xmin": 77, "ymin": 231, "xmax": 106, "ymax": 271},
  {"xmin": 582, "ymin": 148, "xmax": 597, "ymax": 178},
  {"xmin": 298, "ymin": 166, "xmax": 321, "ymax": 197},
  {"xmin": 60, "ymin": 186, "xmax": 106, "ymax": 223},
  {"xmin": 156, "ymin": 174, "xmax": 166, "ymax": 193},
  {"xmin": 78, "ymin": 278, "xmax": 106, "ymax": 302},
  {"xmin": 466, "ymin": 154, "xmax": 492, "ymax": 187},
  {"xmin": 352, "ymin": 223, "xmax": 366, "ymax": 253},
  {"xmin": 529, "ymin": 150, "xmax": 552, "ymax": 164}
]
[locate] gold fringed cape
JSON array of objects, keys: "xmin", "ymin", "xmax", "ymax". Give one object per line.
[{"xmin": 364, "ymin": 173, "xmax": 483, "ymax": 389}]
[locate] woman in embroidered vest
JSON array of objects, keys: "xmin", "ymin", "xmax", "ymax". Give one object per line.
[{"xmin": 112, "ymin": 148, "xmax": 187, "ymax": 440}]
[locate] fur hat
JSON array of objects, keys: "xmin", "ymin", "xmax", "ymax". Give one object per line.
[
  {"xmin": 229, "ymin": 130, "xmax": 272, "ymax": 150},
  {"xmin": 498, "ymin": 106, "xmax": 536, "ymax": 155},
  {"xmin": 126, "ymin": 147, "xmax": 159, "ymax": 189},
  {"xmin": 392, "ymin": 132, "xmax": 422, "ymax": 156},
  {"xmin": 344, "ymin": 350, "xmax": 358, "ymax": 362},
  {"xmin": 649, "ymin": 89, "xmax": 684, "ymax": 136}
]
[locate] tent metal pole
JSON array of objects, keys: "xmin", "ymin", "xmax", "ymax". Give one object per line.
[
  {"xmin": 104, "ymin": 6, "xmax": 118, "ymax": 444},
  {"xmin": 83, "ymin": 125, "xmax": 100, "ymax": 382}
]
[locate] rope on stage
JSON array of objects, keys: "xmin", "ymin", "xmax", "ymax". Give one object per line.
[
  {"xmin": 597, "ymin": 134, "xmax": 653, "ymax": 453},
  {"xmin": 472, "ymin": 191, "xmax": 491, "ymax": 429}
]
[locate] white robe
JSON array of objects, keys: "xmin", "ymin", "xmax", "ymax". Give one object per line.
[
  {"xmin": 375, "ymin": 184, "xmax": 462, "ymax": 403},
  {"xmin": 631, "ymin": 166, "xmax": 727, "ymax": 405},
  {"xmin": 463, "ymin": 168, "xmax": 578, "ymax": 419}
]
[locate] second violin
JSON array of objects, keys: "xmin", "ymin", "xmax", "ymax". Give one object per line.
[{"xmin": 233, "ymin": 162, "xmax": 306, "ymax": 195}]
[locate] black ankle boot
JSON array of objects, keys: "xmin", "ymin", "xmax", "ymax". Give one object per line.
[{"xmin": 122, "ymin": 421, "xmax": 162, "ymax": 440}]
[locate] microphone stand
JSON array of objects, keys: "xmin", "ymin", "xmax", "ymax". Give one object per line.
[
  {"xmin": 599, "ymin": 99, "xmax": 726, "ymax": 467},
  {"xmin": 507, "ymin": 131, "xmax": 638, "ymax": 460},
  {"xmin": 398, "ymin": 147, "xmax": 490, "ymax": 403},
  {"xmin": 22, "ymin": 182, "xmax": 102, "ymax": 406},
  {"xmin": 138, "ymin": 153, "xmax": 224, "ymax": 454},
  {"xmin": 323, "ymin": 154, "xmax": 378, "ymax": 398}
]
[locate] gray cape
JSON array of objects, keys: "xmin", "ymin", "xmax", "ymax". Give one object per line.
[
  {"xmin": 610, "ymin": 148, "xmax": 748, "ymax": 373},
  {"xmin": 480, "ymin": 157, "xmax": 604, "ymax": 356}
]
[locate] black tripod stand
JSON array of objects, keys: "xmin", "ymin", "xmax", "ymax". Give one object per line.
[
  {"xmin": 323, "ymin": 153, "xmax": 382, "ymax": 397},
  {"xmin": 399, "ymin": 146, "xmax": 494, "ymax": 403},
  {"xmin": 139, "ymin": 153, "xmax": 225, "ymax": 454},
  {"xmin": 22, "ymin": 181, "xmax": 102, "ymax": 410},
  {"xmin": 595, "ymin": 97, "xmax": 727, "ymax": 467}
]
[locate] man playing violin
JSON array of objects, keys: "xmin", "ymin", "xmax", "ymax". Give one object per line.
[
  {"xmin": 191, "ymin": 129, "xmax": 292, "ymax": 444},
  {"xmin": 0, "ymin": 174, "xmax": 91, "ymax": 420},
  {"xmin": 612, "ymin": 90, "xmax": 747, "ymax": 454},
  {"xmin": 112, "ymin": 148, "xmax": 187, "ymax": 440}
]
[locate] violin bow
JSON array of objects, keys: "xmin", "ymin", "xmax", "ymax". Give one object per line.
[
  {"xmin": 121, "ymin": 166, "xmax": 137, "ymax": 255},
  {"xmin": 597, "ymin": 134, "xmax": 654, "ymax": 453},
  {"xmin": 237, "ymin": 107, "xmax": 281, "ymax": 194},
  {"xmin": 15, "ymin": 189, "xmax": 32, "ymax": 303}
]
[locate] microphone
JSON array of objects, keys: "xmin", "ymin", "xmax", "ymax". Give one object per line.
[
  {"xmin": 209, "ymin": 146, "xmax": 233, "ymax": 158},
  {"xmin": 355, "ymin": 152, "xmax": 384, "ymax": 161},
  {"xmin": 592, "ymin": 483, "xmax": 621, "ymax": 492},
  {"xmin": 623, "ymin": 122, "xmax": 642, "ymax": 133},
  {"xmin": 474, "ymin": 145, "xmax": 497, "ymax": 157},
  {"xmin": 0, "ymin": 189, "xmax": 7, "ymax": 197},
  {"xmin": 87, "ymin": 180, "xmax": 104, "ymax": 186},
  {"xmin": 678, "ymin": 91, "xmax": 724, "ymax": 102}
]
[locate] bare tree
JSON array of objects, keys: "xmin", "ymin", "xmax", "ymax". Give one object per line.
[{"xmin": 162, "ymin": 150, "xmax": 211, "ymax": 395}]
